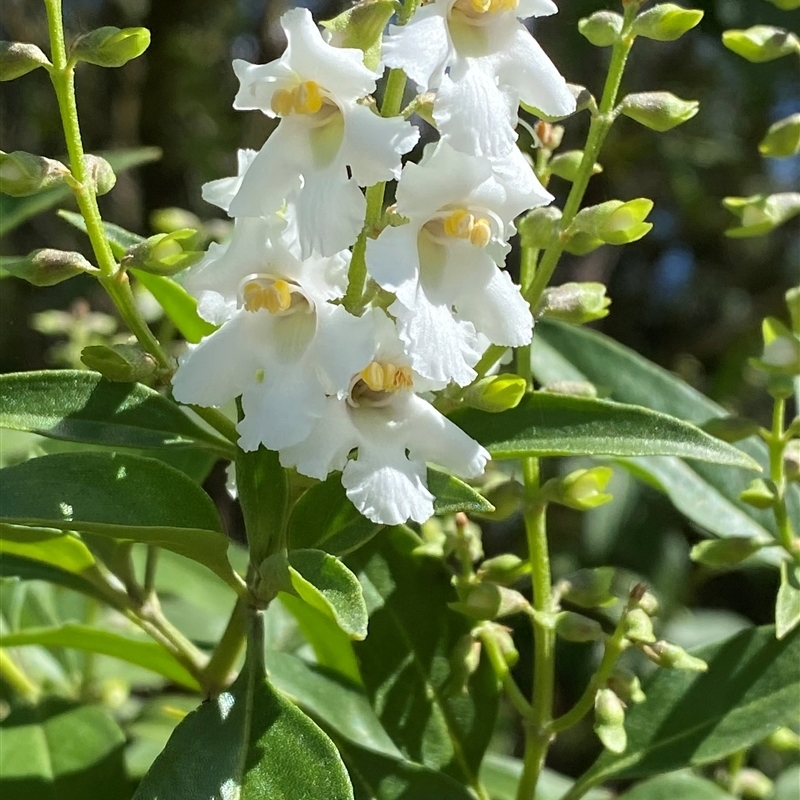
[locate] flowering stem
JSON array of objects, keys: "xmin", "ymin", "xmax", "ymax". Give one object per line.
[
  {"xmin": 43, "ymin": 0, "xmax": 170, "ymax": 369},
  {"xmin": 478, "ymin": 627, "xmax": 534, "ymax": 721},
  {"xmin": 202, "ymin": 596, "xmax": 249, "ymax": 695},
  {"xmin": 766, "ymin": 397, "xmax": 799, "ymax": 563}
]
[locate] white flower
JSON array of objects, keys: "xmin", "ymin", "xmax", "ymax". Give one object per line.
[
  {"xmin": 227, "ymin": 7, "xmax": 419, "ymax": 258},
  {"xmin": 366, "ymin": 141, "xmax": 546, "ymax": 386},
  {"xmin": 278, "ymin": 311, "xmax": 490, "ymax": 525},
  {"xmin": 201, "ymin": 149, "xmax": 257, "ymax": 213},
  {"xmin": 383, "ymin": 0, "xmax": 575, "ymax": 156},
  {"xmin": 172, "ymin": 216, "xmax": 374, "ymax": 452}
]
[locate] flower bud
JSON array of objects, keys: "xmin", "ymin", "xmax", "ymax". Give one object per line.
[
  {"xmin": 0, "ymin": 41, "xmax": 50, "ymax": 81},
  {"xmin": 450, "ymin": 583, "xmax": 529, "ymax": 621},
  {"xmin": 724, "ymin": 192, "xmax": 800, "ymax": 238},
  {"xmin": 518, "ymin": 206, "xmax": 561, "ymax": 250},
  {"xmin": 594, "ymin": 689, "xmax": 627, "ymax": 754},
  {"xmin": 563, "ymin": 231, "xmax": 604, "ymax": 255},
  {"xmin": 122, "ymin": 230, "xmax": 203, "ymax": 276},
  {"xmin": 447, "ymin": 634, "xmax": 482, "ymax": 695},
  {"xmin": 83, "ymin": 154, "xmax": 116, "ymax": 196},
  {"xmin": 569, "ymin": 84, "xmax": 598, "ymax": 115},
  {"xmin": 701, "ymin": 416, "xmax": 761, "ymax": 443},
  {"xmin": 750, "ymin": 317, "xmax": 800, "ymax": 376},
  {"xmin": 786, "ymin": 286, "xmax": 800, "ymax": 337},
  {"xmin": 765, "ymin": 0, "xmax": 800, "ymax": 7},
  {"xmin": 0, "ymin": 248, "xmax": 94, "ymax": 286},
  {"xmin": 620, "ymin": 91, "xmax": 699, "ymax": 132},
  {"xmin": 559, "ymin": 567, "xmax": 616, "ymax": 609},
  {"xmin": 690, "ymin": 536, "xmax": 767, "ymax": 568},
  {"xmin": 629, "ymin": 584, "xmax": 659, "ymax": 615},
  {"xmin": 464, "ymin": 375, "xmax": 527, "ymax": 412},
  {"xmin": 555, "ymin": 611, "xmax": 605, "ymax": 643},
  {"xmin": 80, "ymin": 343, "xmax": 160, "ymax": 383},
  {"xmin": 784, "ymin": 439, "xmax": 800, "ymax": 483},
  {"xmin": 478, "ymin": 553, "xmax": 529, "ymax": 586},
  {"xmin": 479, "ymin": 622, "xmax": 519, "ymax": 667},
  {"xmin": 150, "ymin": 206, "xmax": 202, "ymax": 234},
  {"xmin": 71, "ymin": 26, "xmax": 151, "ymax": 68},
  {"xmin": 739, "ymin": 478, "xmax": 777, "ymax": 509},
  {"xmin": 548, "ymin": 150, "xmax": 603, "ymax": 183},
  {"xmin": 624, "ymin": 608, "xmax": 656, "ymax": 643},
  {"xmin": 643, "ymin": 640, "xmax": 708, "ymax": 671},
  {"xmin": 578, "ymin": 12, "xmax": 624, "ymax": 47},
  {"xmin": 0, "ymin": 150, "xmax": 70, "ymax": 197},
  {"xmin": 765, "ymin": 726, "xmax": 800, "ymax": 753},
  {"xmin": 608, "ymin": 667, "xmax": 646, "ymax": 705},
  {"xmin": 551, "ymin": 467, "xmax": 614, "ymax": 511},
  {"xmin": 759, "ymin": 114, "xmax": 800, "ymax": 158},
  {"xmin": 322, "ymin": 0, "xmax": 395, "ymax": 70},
  {"xmin": 632, "ymin": 4, "xmax": 704, "ymax": 41},
  {"xmin": 534, "ymin": 121, "xmax": 564, "ymax": 151},
  {"xmin": 542, "ymin": 380, "xmax": 599, "ymax": 398},
  {"xmin": 731, "ymin": 769, "xmax": 774, "ymax": 800},
  {"xmin": 535, "ymin": 282, "xmax": 610, "ymax": 324},
  {"xmin": 571, "ymin": 199, "xmax": 654, "ymax": 245},
  {"xmin": 722, "ymin": 26, "xmax": 800, "ymax": 63}
]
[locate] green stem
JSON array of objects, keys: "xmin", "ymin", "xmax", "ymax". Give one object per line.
[
  {"xmin": 143, "ymin": 546, "xmax": 159, "ymax": 598},
  {"xmin": 202, "ymin": 597, "xmax": 249, "ymax": 695},
  {"xmin": 0, "ymin": 648, "xmax": 40, "ymax": 702},
  {"xmin": 343, "ymin": 67, "xmax": 407, "ymax": 314},
  {"xmin": 43, "ymin": 0, "xmax": 170, "ymax": 370},
  {"xmin": 189, "ymin": 404, "xmax": 240, "ymax": 447},
  {"xmin": 767, "ymin": 397, "xmax": 799, "ymax": 562},
  {"xmin": 478, "ymin": 627, "xmax": 534, "ymax": 721}
]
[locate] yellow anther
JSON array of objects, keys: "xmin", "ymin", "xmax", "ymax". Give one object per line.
[
  {"xmin": 360, "ymin": 362, "xmax": 386, "ymax": 391},
  {"xmin": 359, "ymin": 361, "xmax": 413, "ymax": 392},
  {"xmin": 443, "ymin": 208, "xmax": 475, "ymax": 239},
  {"xmin": 294, "ymin": 81, "xmax": 324, "ymax": 114},
  {"xmin": 270, "ymin": 88, "xmax": 295, "ymax": 117},
  {"xmin": 470, "ymin": 0, "xmax": 492, "ymax": 11},
  {"xmin": 469, "ymin": 218, "xmax": 493, "ymax": 247},
  {"xmin": 242, "ymin": 279, "xmax": 293, "ymax": 314},
  {"xmin": 391, "ymin": 365, "xmax": 414, "ymax": 389},
  {"xmin": 490, "ymin": 0, "xmax": 518, "ymax": 11}
]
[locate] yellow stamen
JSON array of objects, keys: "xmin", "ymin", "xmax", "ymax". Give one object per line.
[
  {"xmin": 243, "ymin": 279, "xmax": 293, "ymax": 314},
  {"xmin": 470, "ymin": 0, "xmax": 492, "ymax": 11},
  {"xmin": 443, "ymin": 208, "xmax": 475, "ymax": 239},
  {"xmin": 293, "ymin": 80, "xmax": 324, "ymax": 114},
  {"xmin": 469, "ymin": 217, "xmax": 493, "ymax": 247},
  {"xmin": 270, "ymin": 88, "xmax": 295, "ymax": 117},
  {"xmin": 490, "ymin": 0, "xmax": 518, "ymax": 11},
  {"xmin": 359, "ymin": 361, "xmax": 413, "ymax": 392}
]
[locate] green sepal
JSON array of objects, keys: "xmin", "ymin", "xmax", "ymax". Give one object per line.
[
  {"xmin": 0, "ymin": 248, "xmax": 94, "ymax": 286},
  {"xmin": 619, "ymin": 92, "xmax": 699, "ymax": 132},
  {"xmin": 321, "ymin": 1, "xmax": 396, "ymax": 71},
  {"xmin": 0, "ymin": 150, "xmax": 69, "ymax": 197},
  {"xmin": 80, "ymin": 343, "xmax": 160, "ymax": 383},
  {"xmin": 759, "ymin": 113, "xmax": 800, "ymax": 158},
  {"xmin": 723, "ymin": 192, "xmax": 800, "ymax": 238},
  {"xmin": 71, "ymin": 26, "xmax": 151, "ymax": 68},
  {"xmin": 0, "ymin": 41, "xmax": 51, "ymax": 80},
  {"xmin": 548, "ymin": 150, "xmax": 603, "ymax": 182},
  {"xmin": 722, "ymin": 26, "xmax": 800, "ymax": 63},
  {"xmin": 578, "ymin": 11, "xmax": 624, "ymax": 47},
  {"xmin": 632, "ymin": 4, "xmax": 704, "ymax": 42}
]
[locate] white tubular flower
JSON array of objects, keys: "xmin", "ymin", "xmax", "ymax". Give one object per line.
[
  {"xmin": 279, "ymin": 311, "xmax": 490, "ymax": 525},
  {"xmin": 227, "ymin": 7, "xmax": 419, "ymax": 258},
  {"xmin": 201, "ymin": 149, "xmax": 257, "ymax": 213},
  {"xmin": 383, "ymin": 0, "xmax": 575, "ymax": 156},
  {"xmin": 366, "ymin": 141, "xmax": 547, "ymax": 386},
  {"xmin": 172, "ymin": 216, "xmax": 374, "ymax": 452}
]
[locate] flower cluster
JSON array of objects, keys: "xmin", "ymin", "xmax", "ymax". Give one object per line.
[{"xmin": 173, "ymin": 3, "xmax": 572, "ymax": 524}]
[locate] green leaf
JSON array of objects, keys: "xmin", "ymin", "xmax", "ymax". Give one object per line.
[
  {"xmin": 321, "ymin": 0, "xmax": 395, "ymax": 71},
  {"xmin": 57, "ymin": 208, "xmax": 144, "ymax": 257},
  {"xmin": 776, "ymin": 562, "xmax": 800, "ymax": 639},
  {"xmin": 133, "ymin": 618, "xmax": 354, "ymax": 800},
  {"xmin": 451, "ymin": 393, "xmax": 758, "ymax": 468},
  {"xmin": 0, "ymin": 623, "xmax": 199, "ymax": 690},
  {"xmin": 568, "ymin": 625, "xmax": 800, "ymax": 795},
  {"xmin": 615, "ymin": 771, "xmax": 737, "ymax": 800},
  {"xmin": 0, "ymin": 147, "xmax": 161, "ymax": 238},
  {"xmin": 0, "ymin": 552, "xmax": 110, "ymax": 602},
  {"xmin": 0, "ymin": 452, "xmax": 242, "ymax": 591},
  {"xmin": 287, "ymin": 549, "xmax": 368, "ymax": 641},
  {"xmin": 0, "ymin": 370, "xmax": 232, "ymax": 455},
  {"xmin": 0, "ymin": 698, "xmax": 130, "ymax": 800},
  {"xmin": 348, "ymin": 527, "xmax": 499, "ymax": 788},
  {"xmin": 0, "ymin": 523, "xmax": 96, "ymax": 574},
  {"xmin": 429, "ymin": 468, "xmax": 494, "ymax": 515},
  {"xmin": 532, "ymin": 320, "xmax": 798, "ymax": 550}
]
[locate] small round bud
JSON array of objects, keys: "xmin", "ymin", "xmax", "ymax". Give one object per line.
[
  {"xmin": 690, "ymin": 537, "xmax": 767, "ymax": 568},
  {"xmin": 594, "ymin": 688, "xmax": 627, "ymax": 753},
  {"xmin": 477, "ymin": 553, "xmax": 529, "ymax": 586},
  {"xmin": 71, "ymin": 26, "xmax": 151, "ymax": 68},
  {"xmin": 759, "ymin": 113, "xmax": 800, "ymax": 158},
  {"xmin": 629, "ymin": 585, "xmax": 659, "ymax": 615},
  {"xmin": 464, "ymin": 375, "xmax": 527, "ymax": 413},
  {"xmin": 724, "ymin": 192, "xmax": 800, "ymax": 238},
  {"xmin": 722, "ymin": 26, "xmax": 800, "ymax": 63},
  {"xmin": 750, "ymin": 317, "xmax": 800, "ymax": 376},
  {"xmin": 559, "ymin": 567, "xmax": 616, "ymax": 609},
  {"xmin": 632, "ymin": 4, "xmax": 704, "ymax": 41},
  {"xmin": 83, "ymin": 154, "xmax": 116, "ymax": 196},
  {"xmin": 0, "ymin": 248, "xmax": 94, "ymax": 286},
  {"xmin": 80, "ymin": 344, "xmax": 160, "ymax": 383},
  {"xmin": 608, "ymin": 667, "xmax": 646, "ymax": 705},
  {"xmin": 0, "ymin": 41, "xmax": 51, "ymax": 81},
  {"xmin": 0, "ymin": 150, "xmax": 69, "ymax": 197},
  {"xmin": 548, "ymin": 150, "xmax": 603, "ymax": 183},
  {"xmin": 150, "ymin": 207, "xmax": 202, "ymax": 234},
  {"xmin": 578, "ymin": 11, "xmax": 624, "ymax": 47},
  {"xmin": 784, "ymin": 440, "xmax": 800, "ymax": 483},
  {"xmin": 534, "ymin": 121, "xmax": 564, "ymax": 150},
  {"xmin": 739, "ymin": 479, "xmax": 777, "ymax": 509},
  {"xmin": 764, "ymin": 726, "xmax": 800, "ymax": 753},
  {"xmin": 620, "ymin": 91, "xmax": 699, "ymax": 132},
  {"xmin": 624, "ymin": 608, "xmax": 656, "ymax": 643},
  {"xmin": 447, "ymin": 634, "xmax": 482, "ymax": 695},
  {"xmin": 764, "ymin": 0, "xmax": 800, "ymax": 8},
  {"xmin": 518, "ymin": 206, "xmax": 562, "ymax": 250},
  {"xmin": 643, "ymin": 640, "xmax": 708, "ymax": 671},
  {"xmin": 550, "ymin": 467, "xmax": 614, "ymax": 511},
  {"xmin": 731, "ymin": 769, "xmax": 774, "ymax": 800},
  {"xmin": 479, "ymin": 622, "xmax": 519, "ymax": 667},
  {"xmin": 451, "ymin": 583, "xmax": 530, "ymax": 621},
  {"xmin": 535, "ymin": 282, "xmax": 611, "ymax": 324},
  {"xmin": 123, "ymin": 230, "xmax": 203, "ymax": 276},
  {"xmin": 570, "ymin": 199, "xmax": 654, "ymax": 246},
  {"xmin": 555, "ymin": 611, "xmax": 605, "ymax": 643}
]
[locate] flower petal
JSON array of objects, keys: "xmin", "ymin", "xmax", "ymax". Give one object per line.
[
  {"xmin": 233, "ymin": 59, "xmax": 294, "ymax": 114},
  {"xmin": 201, "ymin": 149, "xmax": 257, "ymax": 211},
  {"xmin": 517, "ymin": 0, "xmax": 558, "ymax": 19},
  {"xmin": 365, "ymin": 224, "xmax": 421, "ymax": 294}
]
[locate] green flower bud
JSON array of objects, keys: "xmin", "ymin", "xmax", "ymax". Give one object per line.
[
  {"xmin": 478, "ymin": 553, "xmax": 530, "ymax": 586},
  {"xmin": 0, "ymin": 150, "xmax": 70, "ymax": 197},
  {"xmin": 450, "ymin": 583, "xmax": 529, "ymax": 621},
  {"xmin": 256, "ymin": 551, "xmax": 292, "ymax": 606},
  {"xmin": 447, "ymin": 634, "xmax": 482, "ymax": 695},
  {"xmin": 624, "ymin": 608, "xmax": 656, "ymax": 643},
  {"xmin": 786, "ymin": 286, "xmax": 800, "ymax": 336},
  {"xmin": 150, "ymin": 207, "xmax": 202, "ymax": 234},
  {"xmin": 555, "ymin": 611, "xmax": 605, "ymax": 643},
  {"xmin": 784, "ymin": 439, "xmax": 800, "ymax": 483},
  {"xmin": 643, "ymin": 640, "xmax": 708, "ymax": 671},
  {"xmin": 739, "ymin": 478, "xmax": 777, "ymax": 509},
  {"xmin": 479, "ymin": 621, "xmax": 519, "ymax": 667},
  {"xmin": 475, "ymin": 480, "xmax": 523, "ymax": 522},
  {"xmin": 632, "ymin": 4, "xmax": 704, "ymax": 41},
  {"xmin": 322, "ymin": 0, "xmax": 396, "ymax": 70},
  {"xmin": 548, "ymin": 150, "xmax": 603, "ymax": 183},
  {"xmin": 0, "ymin": 41, "xmax": 51, "ymax": 81},
  {"xmin": 552, "ymin": 467, "xmax": 614, "ymax": 511},
  {"xmin": 533, "ymin": 120, "xmax": 564, "ymax": 151},
  {"xmin": 608, "ymin": 667, "xmax": 646, "ymax": 705},
  {"xmin": 701, "ymin": 416, "xmax": 761, "ymax": 443},
  {"xmin": 518, "ymin": 206, "xmax": 561, "ymax": 250},
  {"xmin": 71, "ymin": 26, "xmax": 151, "ymax": 68},
  {"xmin": 750, "ymin": 317, "xmax": 800, "ymax": 376},
  {"xmin": 0, "ymin": 248, "xmax": 94, "ymax": 286},
  {"xmin": 690, "ymin": 536, "xmax": 767, "ymax": 568},
  {"xmin": 620, "ymin": 91, "xmax": 699, "ymax": 132},
  {"xmin": 80, "ymin": 343, "xmax": 160, "ymax": 383},
  {"xmin": 629, "ymin": 584, "xmax": 660, "ymax": 615},
  {"xmin": 83, "ymin": 154, "xmax": 116, "ymax": 196},
  {"xmin": 764, "ymin": 0, "xmax": 800, "ymax": 8},
  {"xmin": 415, "ymin": 517, "xmax": 447, "ymax": 558},
  {"xmin": 724, "ymin": 192, "xmax": 800, "ymax": 238},
  {"xmin": 722, "ymin": 26, "xmax": 800, "ymax": 63},
  {"xmin": 542, "ymin": 380, "xmax": 599, "ymax": 398},
  {"xmin": 759, "ymin": 113, "xmax": 800, "ymax": 158},
  {"xmin": 578, "ymin": 11, "xmax": 624, "ymax": 47},
  {"xmin": 731, "ymin": 769, "xmax": 774, "ymax": 799},
  {"xmin": 535, "ymin": 282, "xmax": 611, "ymax": 324},
  {"xmin": 559, "ymin": 567, "xmax": 616, "ymax": 609},
  {"xmin": 764, "ymin": 726, "xmax": 800, "ymax": 753},
  {"xmin": 571, "ymin": 199, "xmax": 654, "ymax": 245},
  {"xmin": 594, "ymin": 689, "xmax": 627, "ymax": 753},
  {"xmin": 563, "ymin": 231, "xmax": 604, "ymax": 255},
  {"xmin": 122, "ymin": 230, "xmax": 203, "ymax": 276},
  {"xmin": 465, "ymin": 374, "xmax": 527, "ymax": 413}
]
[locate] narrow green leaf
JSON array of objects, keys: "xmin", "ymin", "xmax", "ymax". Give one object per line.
[
  {"xmin": 0, "ymin": 698, "xmax": 130, "ymax": 799},
  {"xmin": 348, "ymin": 527, "xmax": 499, "ymax": 787},
  {"xmin": 0, "ymin": 146, "xmax": 161, "ymax": 237},
  {"xmin": 776, "ymin": 562, "xmax": 800, "ymax": 639},
  {"xmin": 288, "ymin": 549, "xmax": 369, "ymax": 641},
  {"xmin": 0, "ymin": 623, "xmax": 199, "ymax": 690},
  {"xmin": 0, "ymin": 522, "xmax": 96, "ymax": 574},
  {"xmin": 0, "ymin": 552, "xmax": 110, "ymax": 602},
  {"xmin": 58, "ymin": 208, "xmax": 144, "ymax": 257},
  {"xmin": 570, "ymin": 625, "xmax": 800, "ymax": 794},
  {"xmin": 0, "ymin": 370, "xmax": 232, "ymax": 455},
  {"xmin": 615, "ymin": 771, "xmax": 737, "ymax": 800},
  {"xmin": 133, "ymin": 617, "xmax": 354, "ymax": 800},
  {"xmin": 429, "ymin": 467, "xmax": 494, "ymax": 515},
  {"xmin": 451, "ymin": 393, "xmax": 759, "ymax": 468}
]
